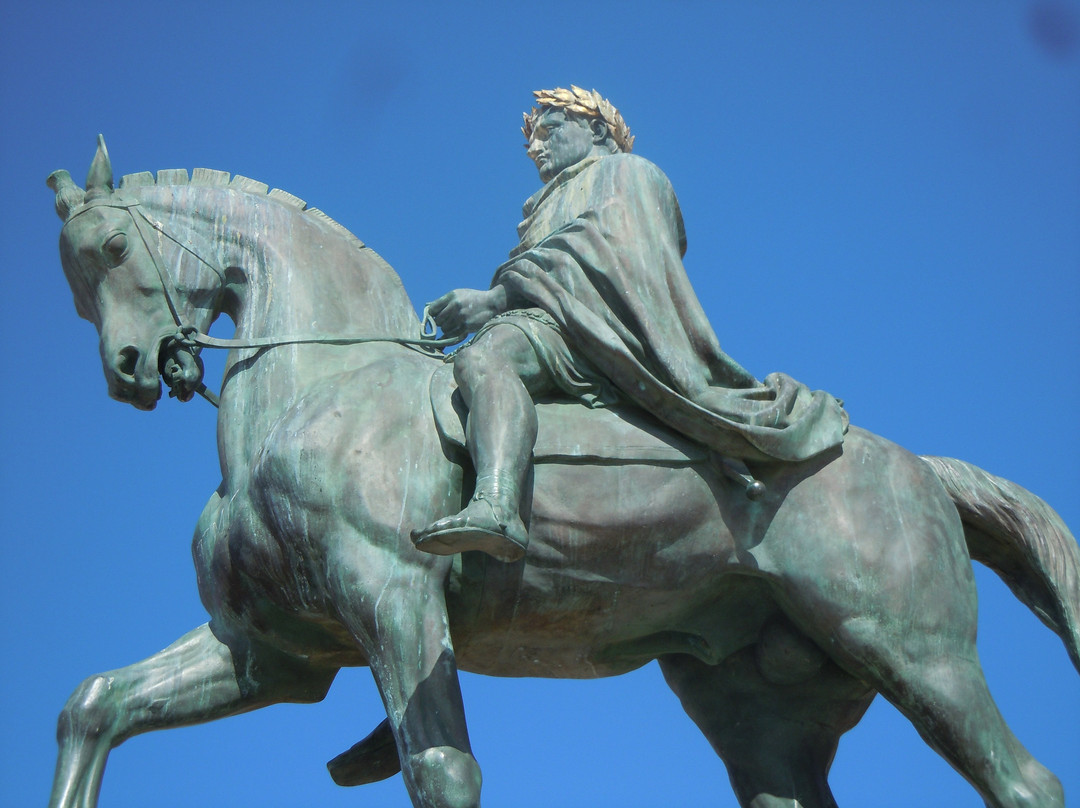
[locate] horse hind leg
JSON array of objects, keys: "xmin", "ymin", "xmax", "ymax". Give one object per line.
[
  {"xmin": 660, "ymin": 618, "xmax": 875, "ymax": 808},
  {"xmin": 656, "ymin": 617, "xmax": 876, "ymax": 808},
  {"xmin": 829, "ymin": 615, "xmax": 1064, "ymax": 808},
  {"xmin": 789, "ymin": 517, "xmax": 1065, "ymax": 805}
]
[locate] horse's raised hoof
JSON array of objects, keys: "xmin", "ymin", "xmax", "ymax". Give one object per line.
[
  {"xmin": 327, "ymin": 718, "xmax": 402, "ymax": 787},
  {"xmin": 413, "ymin": 497, "xmax": 528, "ymax": 562}
]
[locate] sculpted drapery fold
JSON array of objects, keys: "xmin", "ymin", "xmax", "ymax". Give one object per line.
[{"xmin": 492, "ymin": 153, "xmax": 848, "ymax": 462}]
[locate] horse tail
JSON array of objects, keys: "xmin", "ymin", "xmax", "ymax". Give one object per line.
[{"xmin": 922, "ymin": 455, "xmax": 1080, "ymax": 674}]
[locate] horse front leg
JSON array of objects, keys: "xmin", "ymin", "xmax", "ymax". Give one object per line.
[
  {"xmin": 48, "ymin": 623, "xmax": 336, "ymax": 808},
  {"xmin": 331, "ymin": 549, "xmax": 481, "ymax": 808}
]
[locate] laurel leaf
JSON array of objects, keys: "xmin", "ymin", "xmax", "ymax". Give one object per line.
[{"xmin": 524, "ymin": 87, "xmax": 633, "ymax": 152}]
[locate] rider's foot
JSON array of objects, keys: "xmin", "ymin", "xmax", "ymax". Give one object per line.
[{"xmin": 412, "ymin": 478, "xmax": 528, "ymax": 562}]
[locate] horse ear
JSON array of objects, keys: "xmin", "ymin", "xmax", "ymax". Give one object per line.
[
  {"xmin": 47, "ymin": 169, "xmax": 86, "ymax": 222},
  {"xmin": 85, "ymin": 134, "xmax": 114, "ymax": 198}
]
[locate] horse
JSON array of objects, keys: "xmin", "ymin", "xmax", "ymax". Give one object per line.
[{"xmin": 47, "ymin": 136, "xmax": 1079, "ymax": 808}]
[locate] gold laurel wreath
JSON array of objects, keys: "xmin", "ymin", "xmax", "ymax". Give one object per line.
[{"xmin": 522, "ymin": 86, "xmax": 634, "ymax": 153}]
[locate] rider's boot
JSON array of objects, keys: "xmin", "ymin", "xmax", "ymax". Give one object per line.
[
  {"xmin": 412, "ymin": 470, "xmax": 529, "ymax": 562},
  {"xmin": 412, "ymin": 324, "xmax": 540, "ymax": 562}
]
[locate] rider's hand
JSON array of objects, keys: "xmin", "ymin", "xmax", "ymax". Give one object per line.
[{"xmin": 426, "ymin": 286, "xmax": 508, "ymax": 336}]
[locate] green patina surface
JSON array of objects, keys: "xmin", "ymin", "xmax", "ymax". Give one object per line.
[{"xmin": 45, "ymin": 90, "xmax": 1078, "ymax": 808}]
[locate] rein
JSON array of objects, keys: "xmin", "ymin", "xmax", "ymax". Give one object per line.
[
  {"xmin": 168, "ymin": 310, "xmax": 460, "ymax": 409},
  {"xmin": 67, "ymin": 197, "xmax": 463, "ymax": 409}
]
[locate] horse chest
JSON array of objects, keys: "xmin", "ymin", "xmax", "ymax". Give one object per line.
[{"xmin": 193, "ymin": 487, "xmax": 329, "ymax": 630}]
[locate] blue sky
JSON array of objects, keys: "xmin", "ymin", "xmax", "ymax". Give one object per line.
[{"xmin": 2, "ymin": 2, "xmax": 1078, "ymax": 806}]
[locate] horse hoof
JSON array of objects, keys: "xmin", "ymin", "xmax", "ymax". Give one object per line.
[{"xmin": 327, "ymin": 718, "xmax": 402, "ymax": 786}]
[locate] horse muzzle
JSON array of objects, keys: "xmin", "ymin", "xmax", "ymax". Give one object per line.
[{"xmin": 104, "ymin": 341, "xmax": 163, "ymax": 410}]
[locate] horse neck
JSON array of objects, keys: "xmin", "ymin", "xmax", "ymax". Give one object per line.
[
  {"xmin": 138, "ymin": 184, "xmax": 419, "ymax": 342},
  {"xmin": 137, "ymin": 183, "xmax": 424, "ymax": 476}
]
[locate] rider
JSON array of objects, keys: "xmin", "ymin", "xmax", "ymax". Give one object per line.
[{"xmin": 412, "ymin": 87, "xmax": 847, "ymax": 562}]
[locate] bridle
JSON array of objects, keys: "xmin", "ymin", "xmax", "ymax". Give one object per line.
[{"xmin": 64, "ymin": 197, "xmax": 463, "ymax": 407}]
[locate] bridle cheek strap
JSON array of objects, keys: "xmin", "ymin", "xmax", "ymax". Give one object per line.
[{"xmin": 64, "ymin": 198, "xmax": 226, "ymax": 335}]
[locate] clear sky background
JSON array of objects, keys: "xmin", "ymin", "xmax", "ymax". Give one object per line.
[{"xmin": 2, "ymin": 3, "xmax": 1078, "ymax": 807}]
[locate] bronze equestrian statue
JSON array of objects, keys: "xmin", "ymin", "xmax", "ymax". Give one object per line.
[{"xmin": 46, "ymin": 88, "xmax": 1078, "ymax": 808}]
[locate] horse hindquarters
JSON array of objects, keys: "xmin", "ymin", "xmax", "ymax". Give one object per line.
[{"xmin": 766, "ymin": 430, "xmax": 1063, "ymax": 807}]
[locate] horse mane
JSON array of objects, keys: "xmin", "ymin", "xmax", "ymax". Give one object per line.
[
  {"xmin": 118, "ymin": 168, "xmax": 363, "ymax": 246},
  {"xmin": 117, "ymin": 166, "xmax": 418, "ymax": 338}
]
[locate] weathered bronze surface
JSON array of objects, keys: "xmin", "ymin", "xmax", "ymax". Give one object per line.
[
  {"xmin": 47, "ymin": 89, "xmax": 1078, "ymax": 808},
  {"xmin": 413, "ymin": 89, "xmax": 846, "ymax": 564}
]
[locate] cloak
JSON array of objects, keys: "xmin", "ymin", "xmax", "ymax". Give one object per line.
[{"xmin": 491, "ymin": 152, "xmax": 847, "ymax": 463}]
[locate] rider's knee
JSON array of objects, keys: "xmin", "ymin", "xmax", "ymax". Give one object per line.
[
  {"xmin": 451, "ymin": 343, "xmax": 488, "ymax": 389},
  {"xmin": 452, "ymin": 325, "xmax": 533, "ymax": 387},
  {"xmin": 408, "ymin": 746, "xmax": 482, "ymax": 808}
]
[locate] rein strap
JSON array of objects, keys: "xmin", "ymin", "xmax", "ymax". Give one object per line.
[{"xmin": 178, "ymin": 310, "xmax": 463, "ymax": 353}]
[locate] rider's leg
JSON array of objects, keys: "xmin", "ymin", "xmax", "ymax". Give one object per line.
[
  {"xmin": 456, "ymin": 324, "xmax": 554, "ymax": 516},
  {"xmin": 413, "ymin": 323, "xmax": 554, "ymax": 561}
]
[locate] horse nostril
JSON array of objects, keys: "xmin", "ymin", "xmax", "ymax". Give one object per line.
[{"xmin": 116, "ymin": 346, "xmax": 140, "ymax": 379}]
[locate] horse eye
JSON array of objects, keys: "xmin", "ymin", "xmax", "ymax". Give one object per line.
[{"xmin": 103, "ymin": 232, "xmax": 129, "ymax": 265}]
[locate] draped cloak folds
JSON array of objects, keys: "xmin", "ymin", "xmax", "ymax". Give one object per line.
[{"xmin": 489, "ymin": 152, "xmax": 848, "ymax": 463}]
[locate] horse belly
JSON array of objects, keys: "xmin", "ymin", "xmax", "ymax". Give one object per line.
[{"xmin": 450, "ymin": 462, "xmax": 748, "ymax": 678}]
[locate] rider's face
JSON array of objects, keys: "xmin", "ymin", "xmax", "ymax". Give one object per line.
[{"xmin": 526, "ymin": 109, "xmax": 597, "ymax": 183}]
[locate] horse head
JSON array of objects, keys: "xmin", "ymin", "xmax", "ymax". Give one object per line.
[{"xmin": 50, "ymin": 137, "xmax": 221, "ymax": 408}]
